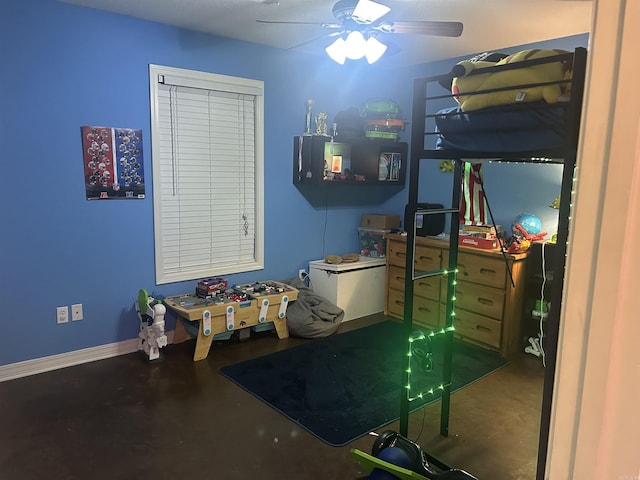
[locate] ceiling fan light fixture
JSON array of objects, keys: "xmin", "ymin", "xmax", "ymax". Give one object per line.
[
  {"xmin": 325, "ymin": 37, "xmax": 347, "ymax": 64},
  {"xmin": 344, "ymin": 30, "xmax": 367, "ymax": 59},
  {"xmin": 364, "ymin": 36, "xmax": 387, "ymax": 63},
  {"xmin": 326, "ymin": 31, "xmax": 388, "ymax": 64},
  {"xmin": 352, "ymin": 0, "xmax": 391, "ymax": 24}
]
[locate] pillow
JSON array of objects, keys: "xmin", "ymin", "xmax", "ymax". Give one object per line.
[{"xmin": 451, "ymin": 48, "xmax": 570, "ymax": 112}]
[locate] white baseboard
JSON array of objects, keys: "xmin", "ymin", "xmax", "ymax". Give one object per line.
[{"xmin": 0, "ymin": 331, "xmax": 175, "ymax": 383}]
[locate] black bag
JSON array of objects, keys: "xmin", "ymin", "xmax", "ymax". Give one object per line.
[
  {"xmin": 333, "ymin": 107, "xmax": 364, "ymax": 138},
  {"xmin": 404, "ymin": 203, "xmax": 446, "ymax": 237}
]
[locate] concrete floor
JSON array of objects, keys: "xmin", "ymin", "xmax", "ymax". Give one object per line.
[{"xmin": 0, "ymin": 315, "xmax": 544, "ymax": 480}]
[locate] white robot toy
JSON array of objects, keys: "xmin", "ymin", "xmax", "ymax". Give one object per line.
[{"xmin": 135, "ymin": 289, "xmax": 168, "ymax": 361}]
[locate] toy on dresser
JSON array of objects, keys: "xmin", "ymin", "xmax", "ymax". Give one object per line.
[
  {"xmin": 135, "ymin": 289, "xmax": 168, "ymax": 361},
  {"xmin": 506, "ymin": 213, "xmax": 547, "ymax": 253}
]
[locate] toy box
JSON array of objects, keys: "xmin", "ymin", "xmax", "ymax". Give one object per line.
[
  {"xmin": 309, "ymin": 256, "xmax": 386, "ymax": 321},
  {"xmin": 358, "ymin": 227, "xmax": 391, "ymax": 257}
]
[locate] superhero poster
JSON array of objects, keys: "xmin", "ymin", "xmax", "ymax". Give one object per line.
[{"xmin": 81, "ymin": 126, "xmax": 145, "ymax": 200}]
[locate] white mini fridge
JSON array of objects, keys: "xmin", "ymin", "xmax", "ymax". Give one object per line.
[{"xmin": 308, "ymin": 256, "xmax": 387, "ymax": 322}]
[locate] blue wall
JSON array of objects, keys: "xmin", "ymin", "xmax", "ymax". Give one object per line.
[{"xmin": 0, "ymin": 0, "xmax": 588, "ymax": 366}]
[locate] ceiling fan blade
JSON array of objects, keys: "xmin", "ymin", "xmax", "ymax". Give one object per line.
[
  {"xmin": 380, "ymin": 20, "xmax": 463, "ymax": 37},
  {"xmin": 286, "ymin": 31, "xmax": 343, "ymax": 50},
  {"xmin": 256, "ymin": 19, "xmax": 342, "ymax": 29},
  {"xmin": 352, "ymin": 0, "xmax": 391, "ymax": 24}
]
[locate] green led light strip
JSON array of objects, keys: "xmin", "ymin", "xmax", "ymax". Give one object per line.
[{"xmin": 405, "ymin": 269, "xmax": 457, "ymax": 402}]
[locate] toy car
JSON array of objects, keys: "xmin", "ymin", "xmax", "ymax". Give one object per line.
[{"xmin": 195, "ymin": 277, "xmax": 228, "ymax": 298}]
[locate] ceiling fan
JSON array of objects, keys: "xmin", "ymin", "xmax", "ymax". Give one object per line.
[{"xmin": 257, "ymin": 0, "xmax": 463, "ymax": 64}]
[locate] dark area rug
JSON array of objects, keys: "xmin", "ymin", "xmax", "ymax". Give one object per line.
[{"xmin": 220, "ymin": 321, "xmax": 508, "ymax": 446}]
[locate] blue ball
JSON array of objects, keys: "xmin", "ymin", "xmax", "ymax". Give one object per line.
[
  {"xmin": 369, "ymin": 446, "xmax": 412, "ymax": 480},
  {"xmin": 512, "ymin": 213, "xmax": 542, "ymax": 235}
]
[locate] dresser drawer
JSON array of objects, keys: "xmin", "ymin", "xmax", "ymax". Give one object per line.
[
  {"xmin": 442, "ymin": 251, "xmax": 506, "ymax": 289},
  {"xmin": 387, "ymin": 288, "xmax": 405, "ymax": 318},
  {"xmin": 388, "ymin": 265, "xmax": 440, "ymax": 300},
  {"xmin": 388, "ymin": 240, "xmax": 441, "ymax": 273},
  {"xmin": 414, "ymin": 296, "xmax": 441, "ymax": 329},
  {"xmin": 387, "ymin": 289, "xmax": 440, "ymax": 329},
  {"xmin": 446, "ymin": 282, "xmax": 505, "ymax": 320},
  {"xmin": 415, "ymin": 275, "xmax": 441, "ymax": 302},
  {"xmin": 388, "ymin": 240, "xmax": 408, "ymax": 267},
  {"xmin": 415, "ymin": 245, "xmax": 441, "ymax": 273},
  {"xmin": 453, "ymin": 309, "xmax": 502, "ymax": 349},
  {"xmin": 388, "ymin": 265, "xmax": 407, "ymax": 292}
]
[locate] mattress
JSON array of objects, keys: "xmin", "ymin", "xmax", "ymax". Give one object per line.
[{"xmin": 435, "ymin": 101, "xmax": 568, "ymax": 152}]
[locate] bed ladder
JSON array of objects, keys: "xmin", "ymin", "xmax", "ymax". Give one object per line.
[
  {"xmin": 399, "ymin": 157, "xmax": 463, "ymax": 439},
  {"xmin": 399, "ymin": 48, "xmax": 588, "ymax": 480}
]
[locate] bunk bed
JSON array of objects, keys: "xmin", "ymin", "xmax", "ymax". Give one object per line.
[{"xmin": 400, "ymin": 47, "xmax": 588, "ymax": 478}]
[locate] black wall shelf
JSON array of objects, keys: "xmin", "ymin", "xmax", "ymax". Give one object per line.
[{"xmin": 293, "ymin": 135, "xmax": 407, "ymax": 186}]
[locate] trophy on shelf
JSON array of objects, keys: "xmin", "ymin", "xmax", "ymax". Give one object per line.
[
  {"xmin": 315, "ymin": 111, "xmax": 328, "ymax": 136},
  {"xmin": 305, "ymin": 99, "xmax": 313, "ymax": 135}
]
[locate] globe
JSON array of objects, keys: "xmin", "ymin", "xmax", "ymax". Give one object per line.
[{"xmin": 512, "ymin": 213, "xmax": 542, "ymax": 235}]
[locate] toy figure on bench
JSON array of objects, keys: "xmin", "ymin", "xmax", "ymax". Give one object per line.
[{"xmin": 135, "ymin": 289, "xmax": 168, "ymax": 361}]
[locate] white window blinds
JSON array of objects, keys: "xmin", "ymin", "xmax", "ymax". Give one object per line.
[{"xmin": 149, "ymin": 65, "xmax": 264, "ymax": 284}]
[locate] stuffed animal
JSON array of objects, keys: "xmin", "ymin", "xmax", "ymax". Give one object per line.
[
  {"xmin": 506, "ymin": 224, "xmax": 547, "ymax": 253},
  {"xmin": 451, "ymin": 49, "xmax": 570, "ymax": 112}
]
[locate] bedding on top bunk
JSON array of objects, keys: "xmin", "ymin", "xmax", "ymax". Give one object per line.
[
  {"xmin": 450, "ymin": 49, "xmax": 571, "ymax": 112},
  {"xmin": 433, "ymin": 48, "xmax": 575, "ymax": 152},
  {"xmin": 435, "ymin": 100, "xmax": 568, "ymax": 152}
]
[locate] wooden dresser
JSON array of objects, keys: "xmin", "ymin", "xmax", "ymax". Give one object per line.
[{"xmin": 385, "ymin": 233, "xmax": 528, "ymax": 357}]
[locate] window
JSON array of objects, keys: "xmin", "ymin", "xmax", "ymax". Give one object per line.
[{"xmin": 149, "ymin": 65, "xmax": 264, "ymax": 284}]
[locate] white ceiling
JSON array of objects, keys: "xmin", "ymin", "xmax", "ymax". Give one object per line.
[{"xmin": 57, "ymin": 0, "xmax": 592, "ymax": 66}]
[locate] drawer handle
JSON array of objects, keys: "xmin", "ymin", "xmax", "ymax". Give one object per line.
[
  {"xmin": 395, "ymin": 276, "xmax": 405, "ymax": 282},
  {"xmin": 418, "ymin": 256, "xmax": 434, "ymax": 262},
  {"xmin": 418, "ymin": 306, "xmax": 433, "ymax": 314},
  {"xmin": 396, "ymin": 252, "xmax": 406, "ymax": 258},
  {"xmin": 395, "ymin": 300, "xmax": 404, "ymax": 307},
  {"xmin": 475, "ymin": 325, "xmax": 492, "ymax": 333},
  {"xmin": 477, "ymin": 297, "xmax": 494, "ymax": 306},
  {"xmin": 417, "ymin": 281, "xmax": 432, "ymax": 288},
  {"xmin": 480, "ymin": 268, "xmax": 497, "ymax": 276}
]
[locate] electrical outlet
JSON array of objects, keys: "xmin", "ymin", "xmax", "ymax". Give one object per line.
[
  {"xmin": 57, "ymin": 306, "xmax": 69, "ymax": 324},
  {"xmin": 298, "ymin": 269, "xmax": 307, "ymax": 281},
  {"xmin": 71, "ymin": 303, "xmax": 83, "ymax": 321}
]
